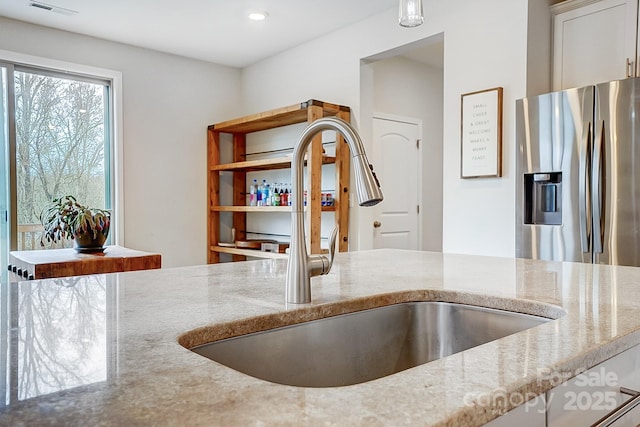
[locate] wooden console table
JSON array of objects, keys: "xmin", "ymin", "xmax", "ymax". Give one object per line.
[{"xmin": 8, "ymin": 245, "xmax": 162, "ymax": 280}]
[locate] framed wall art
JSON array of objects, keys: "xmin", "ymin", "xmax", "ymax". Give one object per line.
[{"xmin": 460, "ymin": 87, "xmax": 503, "ymax": 178}]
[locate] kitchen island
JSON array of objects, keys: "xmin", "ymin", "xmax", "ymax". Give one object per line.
[{"xmin": 1, "ymin": 249, "xmax": 640, "ymax": 426}]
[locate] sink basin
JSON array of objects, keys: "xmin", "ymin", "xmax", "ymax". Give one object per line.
[{"xmin": 190, "ymin": 301, "xmax": 551, "ymax": 387}]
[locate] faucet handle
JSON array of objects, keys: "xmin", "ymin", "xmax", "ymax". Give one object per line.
[
  {"xmin": 308, "ymin": 226, "xmax": 339, "ymax": 277},
  {"xmin": 325, "ymin": 226, "xmax": 338, "ymax": 273}
]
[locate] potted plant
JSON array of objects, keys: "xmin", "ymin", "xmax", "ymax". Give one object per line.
[{"xmin": 40, "ymin": 195, "xmax": 111, "ymax": 252}]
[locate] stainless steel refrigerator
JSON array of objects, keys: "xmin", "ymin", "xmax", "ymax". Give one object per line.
[{"xmin": 516, "ymin": 78, "xmax": 640, "ymax": 266}]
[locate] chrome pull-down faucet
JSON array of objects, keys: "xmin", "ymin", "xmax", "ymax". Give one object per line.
[{"xmin": 286, "ymin": 117, "xmax": 383, "ymax": 304}]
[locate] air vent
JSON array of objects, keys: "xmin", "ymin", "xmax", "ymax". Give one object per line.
[
  {"xmin": 29, "ymin": 1, "xmax": 78, "ymax": 15},
  {"xmin": 29, "ymin": 2, "xmax": 52, "ymax": 11}
]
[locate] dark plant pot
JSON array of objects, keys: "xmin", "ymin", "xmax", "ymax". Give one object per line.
[{"xmin": 74, "ymin": 225, "xmax": 110, "ymax": 253}]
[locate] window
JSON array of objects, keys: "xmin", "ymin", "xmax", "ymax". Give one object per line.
[{"xmin": 1, "ymin": 60, "xmax": 117, "ymax": 274}]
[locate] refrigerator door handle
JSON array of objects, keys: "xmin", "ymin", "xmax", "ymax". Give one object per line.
[
  {"xmin": 579, "ymin": 121, "xmax": 592, "ymax": 253},
  {"xmin": 592, "ymin": 120, "xmax": 604, "ymax": 254}
]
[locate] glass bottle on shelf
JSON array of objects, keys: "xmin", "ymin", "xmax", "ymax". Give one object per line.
[
  {"xmin": 265, "ymin": 183, "xmax": 271, "ymax": 206},
  {"xmin": 249, "ymin": 179, "xmax": 257, "ymax": 206},
  {"xmin": 286, "ymin": 183, "xmax": 291, "ymax": 206},
  {"xmin": 257, "ymin": 179, "xmax": 266, "ymax": 206},
  {"xmin": 274, "ymin": 183, "xmax": 281, "ymax": 206}
]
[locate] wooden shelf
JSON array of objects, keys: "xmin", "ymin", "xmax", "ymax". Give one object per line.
[
  {"xmin": 211, "ymin": 206, "xmax": 336, "ymax": 212},
  {"xmin": 213, "ymin": 206, "xmax": 289, "ymax": 213},
  {"xmin": 209, "ymin": 100, "xmax": 349, "ymax": 134},
  {"xmin": 211, "ymin": 206, "xmax": 336, "ymax": 213},
  {"xmin": 210, "ymin": 246, "xmax": 287, "ymax": 259},
  {"xmin": 210, "ymin": 246, "xmax": 328, "ymax": 258},
  {"xmin": 212, "ymin": 155, "xmax": 336, "ymax": 172}
]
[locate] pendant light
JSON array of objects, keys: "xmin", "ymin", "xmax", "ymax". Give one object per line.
[{"xmin": 398, "ymin": 0, "xmax": 424, "ymax": 27}]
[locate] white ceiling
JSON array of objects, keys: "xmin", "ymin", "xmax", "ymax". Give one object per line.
[{"xmin": 0, "ymin": 0, "xmax": 399, "ymax": 68}]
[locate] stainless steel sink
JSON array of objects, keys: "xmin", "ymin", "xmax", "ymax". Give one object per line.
[{"xmin": 191, "ymin": 301, "xmax": 551, "ymax": 387}]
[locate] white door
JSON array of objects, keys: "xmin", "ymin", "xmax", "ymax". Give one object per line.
[{"xmin": 372, "ymin": 117, "xmax": 420, "ymax": 250}]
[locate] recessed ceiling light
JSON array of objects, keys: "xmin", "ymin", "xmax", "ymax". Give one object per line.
[{"xmin": 248, "ymin": 11, "xmax": 268, "ymax": 21}]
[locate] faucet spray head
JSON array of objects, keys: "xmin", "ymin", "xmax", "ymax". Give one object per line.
[{"xmin": 352, "ymin": 153, "xmax": 383, "ymax": 207}]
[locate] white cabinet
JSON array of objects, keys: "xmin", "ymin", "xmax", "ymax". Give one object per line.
[
  {"xmin": 612, "ymin": 401, "xmax": 640, "ymax": 426},
  {"xmin": 552, "ymin": 0, "xmax": 639, "ymax": 90},
  {"xmin": 486, "ymin": 345, "xmax": 640, "ymax": 426},
  {"xmin": 546, "ymin": 344, "xmax": 640, "ymax": 426}
]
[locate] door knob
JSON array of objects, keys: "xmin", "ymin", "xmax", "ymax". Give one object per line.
[{"xmin": 373, "ymin": 221, "xmax": 382, "ymax": 228}]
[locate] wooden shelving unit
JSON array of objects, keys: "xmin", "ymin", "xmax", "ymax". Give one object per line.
[
  {"xmin": 210, "ymin": 155, "xmax": 336, "ymax": 172},
  {"xmin": 207, "ymin": 99, "xmax": 351, "ymax": 263},
  {"xmin": 210, "ymin": 206, "xmax": 336, "ymax": 212}
]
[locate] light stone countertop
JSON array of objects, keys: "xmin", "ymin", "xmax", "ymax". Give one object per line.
[{"xmin": 2, "ymin": 249, "xmax": 640, "ymax": 426}]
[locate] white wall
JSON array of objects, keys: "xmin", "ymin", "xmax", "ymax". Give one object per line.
[
  {"xmin": 0, "ymin": 17, "xmax": 242, "ymax": 267},
  {"xmin": 242, "ymin": 0, "xmax": 536, "ymax": 257},
  {"xmin": 370, "ymin": 55, "xmax": 444, "ymax": 251},
  {"xmin": 528, "ymin": 0, "xmax": 552, "ymax": 96}
]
